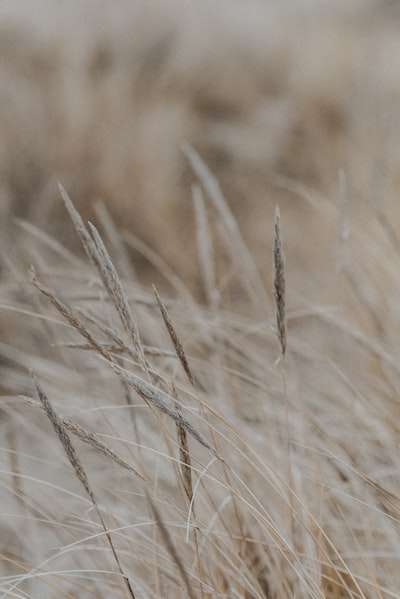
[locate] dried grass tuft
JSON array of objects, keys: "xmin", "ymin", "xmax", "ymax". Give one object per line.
[{"xmin": 1, "ymin": 180, "xmax": 399, "ymax": 598}]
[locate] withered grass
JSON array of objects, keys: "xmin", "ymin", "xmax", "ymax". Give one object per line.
[
  {"xmin": 32, "ymin": 374, "xmax": 137, "ymax": 599},
  {"xmin": 1, "ymin": 177, "xmax": 400, "ymax": 599}
]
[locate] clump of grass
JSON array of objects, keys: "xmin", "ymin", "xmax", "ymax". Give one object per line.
[{"xmin": 1, "ymin": 176, "xmax": 400, "ymax": 599}]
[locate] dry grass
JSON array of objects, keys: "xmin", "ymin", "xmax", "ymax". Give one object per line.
[
  {"xmin": 1, "ymin": 1, "xmax": 400, "ymax": 598},
  {"xmin": 1, "ymin": 179, "xmax": 399, "ymax": 598}
]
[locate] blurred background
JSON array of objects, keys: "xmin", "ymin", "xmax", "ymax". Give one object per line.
[{"xmin": 1, "ymin": 0, "xmax": 400, "ymax": 299}]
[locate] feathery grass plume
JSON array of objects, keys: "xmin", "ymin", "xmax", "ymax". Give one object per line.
[
  {"xmin": 273, "ymin": 206, "xmax": 286, "ymax": 358},
  {"xmin": 153, "ymin": 285, "xmax": 195, "ymax": 388},
  {"xmin": 31, "ymin": 374, "xmax": 137, "ymax": 599},
  {"xmin": 112, "ymin": 362, "xmax": 220, "ymax": 459},
  {"xmin": 21, "ymin": 395, "xmax": 147, "ymax": 483},
  {"xmin": 30, "ymin": 267, "xmax": 219, "ymax": 458},
  {"xmin": 21, "ymin": 394, "xmax": 183, "ymax": 519},
  {"xmin": 273, "ymin": 206, "xmax": 292, "ymax": 536},
  {"xmin": 148, "ymin": 496, "xmax": 197, "ymax": 599},
  {"xmin": 88, "ymin": 222, "xmax": 147, "ymax": 372},
  {"xmin": 58, "ymin": 183, "xmax": 103, "ymax": 272},
  {"xmin": 61, "ymin": 185, "xmax": 147, "ymax": 371},
  {"xmin": 172, "ymin": 382, "xmax": 194, "ymax": 507},
  {"xmin": 31, "ymin": 376, "xmax": 96, "ymax": 503},
  {"xmin": 29, "ymin": 266, "xmax": 112, "ymax": 362}
]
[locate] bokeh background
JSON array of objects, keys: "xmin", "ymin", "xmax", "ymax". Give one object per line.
[{"xmin": 2, "ymin": 0, "xmax": 400, "ymax": 298}]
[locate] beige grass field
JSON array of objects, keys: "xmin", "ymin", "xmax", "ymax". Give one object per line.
[{"xmin": 1, "ymin": 1, "xmax": 400, "ymax": 597}]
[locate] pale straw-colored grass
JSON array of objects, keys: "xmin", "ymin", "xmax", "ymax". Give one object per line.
[
  {"xmin": 0, "ymin": 181, "xmax": 399, "ymax": 598},
  {"xmin": 1, "ymin": 2, "xmax": 400, "ymax": 597}
]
